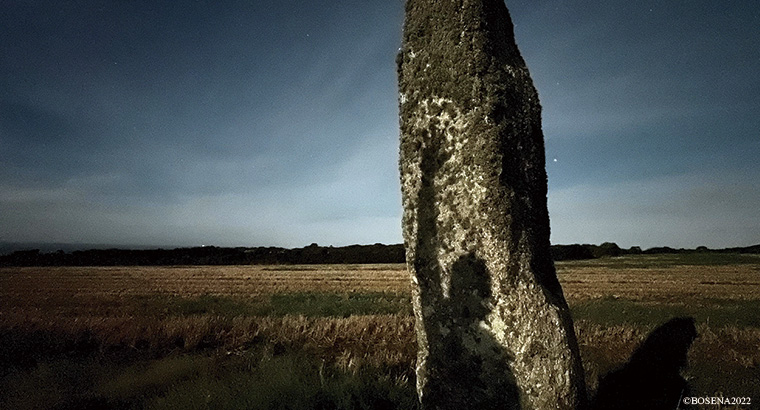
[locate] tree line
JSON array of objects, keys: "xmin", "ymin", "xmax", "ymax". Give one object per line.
[{"xmin": 1, "ymin": 242, "xmax": 758, "ymax": 267}]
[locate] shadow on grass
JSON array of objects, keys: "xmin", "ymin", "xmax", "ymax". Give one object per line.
[{"xmin": 591, "ymin": 317, "xmax": 698, "ymax": 410}]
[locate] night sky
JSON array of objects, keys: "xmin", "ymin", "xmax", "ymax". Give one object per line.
[{"xmin": 2, "ymin": 1, "xmax": 759, "ymax": 249}]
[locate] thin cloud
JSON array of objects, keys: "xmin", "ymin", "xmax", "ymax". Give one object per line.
[{"xmin": 549, "ymin": 170, "xmax": 760, "ymax": 249}]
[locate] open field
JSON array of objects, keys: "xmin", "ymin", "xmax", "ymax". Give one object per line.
[
  {"xmin": 3, "ymin": 253, "xmax": 760, "ymax": 304},
  {"xmin": 1, "ymin": 254, "xmax": 759, "ymax": 409}
]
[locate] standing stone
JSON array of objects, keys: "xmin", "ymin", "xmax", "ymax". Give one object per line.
[{"xmin": 397, "ymin": 1, "xmax": 586, "ymax": 409}]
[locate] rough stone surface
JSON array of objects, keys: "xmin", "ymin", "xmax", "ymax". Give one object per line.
[{"xmin": 397, "ymin": 1, "xmax": 586, "ymax": 409}]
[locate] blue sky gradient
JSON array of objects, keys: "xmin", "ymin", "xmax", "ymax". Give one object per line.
[{"xmin": 1, "ymin": 1, "xmax": 758, "ymax": 249}]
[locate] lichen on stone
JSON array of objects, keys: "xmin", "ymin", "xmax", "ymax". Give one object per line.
[{"xmin": 398, "ymin": 1, "xmax": 587, "ymax": 409}]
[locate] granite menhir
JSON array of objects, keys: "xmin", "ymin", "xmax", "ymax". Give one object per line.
[{"xmin": 397, "ymin": 1, "xmax": 586, "ymax": 409}]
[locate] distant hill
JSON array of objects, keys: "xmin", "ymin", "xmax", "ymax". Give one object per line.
[{"xmin": 0, "ymin": 242, "xmax": 758, "ymax": 267}]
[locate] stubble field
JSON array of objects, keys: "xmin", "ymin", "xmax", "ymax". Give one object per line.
[{"xmin": 1, "ymin": 254, "xmax": 759, "ymax": 409}]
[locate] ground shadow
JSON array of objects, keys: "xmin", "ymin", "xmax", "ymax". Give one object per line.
[{"xmin": 591, "ymin": 316, "xmax": 698, "ymax": 410}]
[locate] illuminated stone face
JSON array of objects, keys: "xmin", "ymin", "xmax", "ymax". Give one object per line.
[{"xmin": 397, "ymin": 1, "xmax": 586, "ymax": 409}]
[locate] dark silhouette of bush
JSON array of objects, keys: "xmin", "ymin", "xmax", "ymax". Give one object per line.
[
  {"xmin": 3, "ymin": 243, "xmax": 759, "ymax": 266},
  {"xmin": 643, "ymin": 246, "xmax": 683, "ymax": 255},
  {"xmin": 551, "ymin": 244, "xmax": 595, "ymax": 261},
  {"xmin": 590, "ymin": 242, "xmax": 623, "ymax": 258},
  {"xmin": 0, "ymin": 244, "xmax": 405, "ymax": 266}
]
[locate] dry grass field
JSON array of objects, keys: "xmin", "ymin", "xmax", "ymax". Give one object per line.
[
  {"xmin": 1, "ymin": 254, "xmax": 759, "ymax": 409},
  {"xmin": 3, "ymin": 255, "xmax": 759, "ymax": 304}
]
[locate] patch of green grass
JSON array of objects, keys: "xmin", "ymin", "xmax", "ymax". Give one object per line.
[
  {"xmin": 570, "ymin": 298, "xmax": 760, "ymax": 328},
  {"xmin": 559, "ymin": 253, "xmax": 760, "ymax": 269},
  {"xmin": 265, "ymin": 292, "xmax": 411, "ymax": 317},
  {"xmin": 674, "ymin": 252, "xmax": 760, "ymax": 266},
  {"xmin": 0, "ymin": 350, "xmax": 419, "ymax": 410},
  {"xmin": 146, "ymin": 352, "xmax": 417, "ymax": 410},
  {"xmin": 123, "ymin": 294, "xmax": 266, "ymax": 317},
  {"xmin": 98, "ymin": 354, "xmax": 214, "ymax": 401},
  {"xmin": 688, "ymin": 360, "xmax": 760, "ymax": 404},
  {"xmin": 163, "ymin": 294, "xmax": 264, "ymax": 317}
]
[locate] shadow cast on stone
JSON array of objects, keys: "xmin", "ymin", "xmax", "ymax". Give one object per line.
[
  {"xmin": 420, "ymin": 254, "xmax": 521, "ymax": 410},
  {"xmin": 409, "ymin": 136, "xmax": 520, "ymax": 409},
  {"xmin": 591, "ymin": 316, "xmax": 698, "ymax": 410}
]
